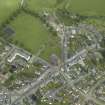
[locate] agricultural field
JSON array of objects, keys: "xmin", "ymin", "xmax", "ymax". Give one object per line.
[
  {"xmin": 26, "ymin": 0, "xmax": 65, "ymax": 12},
  {"xmin": 26, "ymin": 0, "xmax": 56, "ymax": 12},
  {"xmin": 56, "ymin": 0, "xmax": 105, "ymax": 25},
  {"xmin": 0, "ymin": 0, "xmax": 20, "ymax": 25},
  {"xmin": 66, "ymin": 0, "xmax": 105, "ymax": 16}
]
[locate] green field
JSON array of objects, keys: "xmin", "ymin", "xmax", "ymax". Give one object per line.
[
  {"xmin": 9, "ymin": 12, "xmax": 60, "ymax": 60},
  {"xmin": 26, "ymin": 0, "xmax": 65, "ymax": 12},
  {"xmin": 10, "ymin": 12, "xmax": 51, "ymax": 53},
  {"xmin": 1, "ymin": 0, "xmax": 105, "ymax": 26},
  {"xmin": 0, "ymin": 0, "xmax": 61, "ymax": 60},
  {"xmin": 0, "ymin": 0, "xmax": 20, "ymax": 24},
  {"xmin": 40, "ymin": 36, "xmax": 61, "ymax": 61},
  {"xmin": 26, "ymin": 0, "xmax": 56, "ymax": 12},
  {"xmin": 67, "ymin": 0, "xmax": 105, "ymax": 16},
  {"xmin": 2, "ymin": 0, "xmax": 105, "ymax": 60}
]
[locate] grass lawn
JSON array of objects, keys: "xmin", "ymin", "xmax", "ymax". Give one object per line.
[
  {"xmin": 66, "ymin": 0, "xmax": 105, "ymax": 16},
  {"xmin": 0, "ymin": 0, "xmax": 20, "ymax": 24},
  {"xmin": 10, "ymin": 12, "xmax": 61, "ymax": 60}
]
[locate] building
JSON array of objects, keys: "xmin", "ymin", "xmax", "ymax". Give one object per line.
[{"xmin": 7, "ymin": 49, "xmax": 31, "ymax": 63}]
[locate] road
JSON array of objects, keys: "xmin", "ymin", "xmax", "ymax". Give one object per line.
[
  {"xmin": 11, "ymin": 66, "xmax": 58, "ymax": 105},
  {"xmin": 65, "ymin": 44, "xmax": 97, "ymax": 66},
  {"xmin": 9, "ymin": 14, "xmax": 105, "ymax": 105},
  {"xmin": 64, "ymin": 69, "xmax": 105, "ymax": 105}
]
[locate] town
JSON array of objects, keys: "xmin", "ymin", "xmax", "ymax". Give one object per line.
[{"xmin": 0, "ymin": 0, "xmax": 105, "ymax": 105}]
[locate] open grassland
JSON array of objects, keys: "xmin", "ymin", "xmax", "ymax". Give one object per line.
[
  {"xmin": 40, "ymin": 36, "xmax": 61, "ymax": 61},
  {"xmin": 10, "ymin": 12, "xmax": 60, "ymax": 60},
  {"xmin": 0, "ymin": 0, "xmax": 20, "ymax": 24},
  {"xmin": 26, "ymin": 0, "xmax": 56, "ymax": 12},
  {"xmin": 10, "ymin": 12, "xmax": 51, "ymax": 53},
  {"xmin": 66, "ymin": 0, "xmax": 105, "ymax": 16},
  {"xmin": 26, "ymin": 0, "xmax": 65, "ymax": 12}
]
